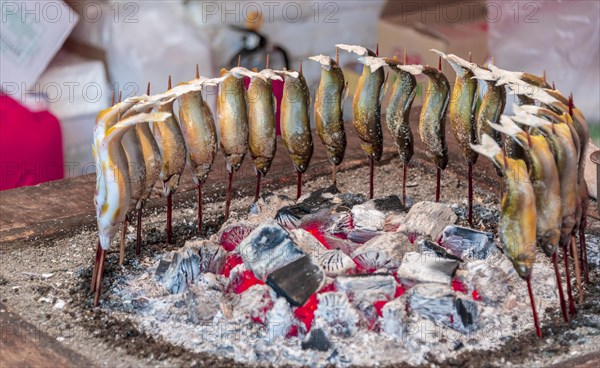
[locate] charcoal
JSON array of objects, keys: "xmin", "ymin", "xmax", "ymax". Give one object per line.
[
  {"xmin": 316, "ymin": 249, "xmax": 356, "ymax": 276},
  {"xmin": 219, "ymin": 223, "xmax": 255, "ymax": 251},
  {"xmin": 314, "ymin": 292, "xmax": 360, "ymax": 336},
  {"xmin": 189, "ymin": 240, "xmax": 227, "ymax": 274},
  {"xmin": 161, "ymin": 248, "xmax": 201, "ymax": 294},
  {"xmin": 266, "ymin": 256, "xmax": 325, "ymax": 306},
  {"xmin": 236, "ymin": 222, "xmax": 305, "ymax": 280},
  {"xmin": 464, "ymin": 256, "xmax": 513, "ymax": 305},
  {"xmin": 351, "ymin": 205, "xmax": 386, "ymax": 231},
  {"xmin": 396, "ymin": 252, "xmax": 459, "ymax": 285},
  {"xmin": 352, "ymin": 232, "xmax": 414, "ymax": 271},
  {"xmin": 332, "ymin": 192, "xmax": 367, "ymax": 209},
  {"xmin": 155, "ymin": 259, "xmax": 171, "ymax": 281},
  {"xmin": 347, "ymin": 229, "xmax": 381, "ymax": 244},
  {"xmin": 384, "ymin": 213, "xmax": 406, "ymax": 232},
  {"xmin": 185, "ymin": 284, "xmax": 222, "ymax": 324},
  {"xmin": 418, "ymin": 238, "xmax": 463, "ymax": 262},
  {"xmin": 275, "ymin": 204, "xmax": 312, "ymax": 230},
  {"xmin": 232, "ymin": 284, "xmax": 273, "ymax": 323},
  {"xmin": 398, "ymin": 201, "xmax": 457, "ymax": 241},
  {"xmin": 334, "ymin": 274, "xmax": 396, "ymax": 303},
  {"xmin": 381, "ymin": 297, "xmax": 408, "ymax": 338},
  {"xmin": 407, "ymin": 283, "xmax": 478, "ymax": 333},
  {"xmin": 329, "ymin": 211, "xmax": 354, "ymax": 236},
  {"xmin": 299, "ymin": 185, "xmax": 341, "ymax": 209},
  {"xmin": 289, "ymin": 229, "xmax": 328, "ymax": 256},
  {"xmin": 250, "ymin": 194, "xmax": 295, "ymax": 219},
  {"xmin": 266, "ymin": 297, "xmax": 298, "ymax": 338},
  {"xmin": 440, "ymin": 225, "xmax": 497, "ymax": 260},
  {"xmin": 298, "ymin": 209, "xmax": 334, "ymax": 234},
  {"xmin": 301, "ymin": 328, "xmax": 330, "ymax": 351},
  {"xmin": 322, "ymin": 235, "xmax": 361, "ymax": 255},
  {"xmin": 363, "ymin": 195, "xmax": 407, "ymax": 214}
]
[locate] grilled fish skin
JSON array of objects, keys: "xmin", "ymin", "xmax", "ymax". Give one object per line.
[
  {"xmin": 399, "ymin": 64, "xmax": 450, "ymax": 169},
  {"xmin": 311, "ymin": 54, "xmax": 347, "ymax": 166},
  {"xmin": 178, "ymin": 87, "xmax": 218, "ymax": 184},
  {"xmin": 280, "ymin": 70, "xmax": 313, "ymax": 173},
  {"xmin": 247, "ymin": 70, "xmax": 279, "ymax": 175},
  {"xmin": 468, "ymin": 64, "xmax": 507, "ymax": 145},
  {"xmin": 218, "ymin": 68, "xmax": 249, "ymax": 172},
  {"xmin": 384, "ymin": 58, "xmax": 417, "ymax": 164},
  {"xmin": 471, "ymin": 135, "xmax": 536, "ymax": 279}
]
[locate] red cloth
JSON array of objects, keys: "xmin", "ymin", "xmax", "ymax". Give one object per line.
[{"xmin": 0, "ymin": 95, "xmax": 64, "ymax": 191}]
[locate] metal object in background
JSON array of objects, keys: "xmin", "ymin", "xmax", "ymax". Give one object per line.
[{"xmin": 590, "ymin": 150, "xmax": 600, "ymax": 214}]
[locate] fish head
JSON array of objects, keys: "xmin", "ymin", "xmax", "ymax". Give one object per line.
[
  {"xmin": 511, "ymin": 248, "xmax": 535, "ymax": 279},
  {"xmin": 539, "ymin": 229, "xmax": 560, "ymax": 257}
]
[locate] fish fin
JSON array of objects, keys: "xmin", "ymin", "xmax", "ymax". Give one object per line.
[
  {"xmin": 309, "ymin": 54, "xmax": 332, "ymax": 70},
  {"xmin": 488, "ymin": 115, "xmax": 523, "ymax": 137},
  {"xmin": 358, "ymin": 56, "xmax": 387, "ymax": 72},
  {"xmin": 470, "ymin": 134, "xmax": 502, "ymax": 160},
  {"xmin": 272, "ymin": 92, "xmax": 277, "ymax": 115},
  {"xmin": 511, "ymin": 111, "xmax": 551, "ymax": 129},
  {"xmin": 335, "ymin": 44, "xmax": 368, "ymax": 56},
  {"xmin": 397, "ymin": 64, "xmax": 424, "ymax": 76},
  {"xmin": 102, "ymin": 113, "xmax": 171, "ymax": 149}
]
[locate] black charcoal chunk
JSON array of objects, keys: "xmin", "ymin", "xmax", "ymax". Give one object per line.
[
  {"xmin": 301, "ymin": 328, "xmax": 330, "ymax": 351},
  {"xmin": 440, "ymin": 226, "xmax": 497, "ymax": 260},
  {"xmin": 266, "ymin": 255, "xmax": 324, "ymax": 306},
  {"xmin": 275, "ymin": 204, "xmax": 312, "ymax": 229},
  {"xmin": 419, "ymin": 238, "xmax": 464, "ymax": 262},
  {"xmin": 155, "ymin": 259, "xmax": 171, "ymax": 281},
  {"xmin": 161, "ymin": 248, "xmax": 200, "ymax": 294},
  {"xmin": 237, "ymin": 222, "xmax": 305, "ymax": 280},
  {"xmin": 367, "ymin": 195, "xmax": 406, "ymax": 213},
  {"xmin": 300, "ymin": 185, "xmax": 341, "ymax": 209}
]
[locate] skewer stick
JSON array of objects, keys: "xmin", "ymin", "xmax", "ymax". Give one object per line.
[
  {"xmin": 526, "ymin": 277, "xmax": 542, "ymax": 338},
  {"xmin": 571, "ymin": 235, "xmax": 583, "ymax": 303},
  {"xmin": 197, "ymin": 182, "xmax": 203, "ymax": 234},
  {"xmin": 336, "ymin": 47, "xmax": 339, "ymax": 63},
  {"xmin": 375, "ymin": 43, "xmax": 379, "ymax": 57},
  {"xmin": 553, "ymin": 252, "xmax": 569, "ymax": 322},
  {"xmin": 224, "ymin": 170, "xmax": 234, "ymax": 221},
  {"xmin": 166, "ymin": 193, "xmax": 173, "ymax": 244},
  {"xmin": 266, "ymin": 54, "xmax": 270, "ymax": 69},
  {"xmin": 563, "ymin": 241, "xmax": 576, "ymax": 315},
  {"xmin": 165, "ymin": 76, "xmax": 174, "ymax": 244},
  {"xmin": 90, "ymin": 241, "xmax": 101, "ymax": 292},
  {"xmin": 297, "ymin": 171, "xmax": 303, "ymax": 200},
  {"xmin": 369, "ymin": 156, "xmax": 375, "ymax": 200},
  {"xmin": 468, "ymin": 162, "xmax": 473, "ymax": 226},
  {"xmin": 254, "ymin": 171, "xmax": 261, "ymax": 202},
  {"xmin": 402, "ymin": 163, "xmax": 408, "ymax": 207},
  {"xmin": 119, "ymin": 216, "xmax": 127, "ymax": 265},
  {"xmin": 332, "ymin": 164, "xmax": 338, "ymax": 188},
  {"xmin": 579, "ymin": 222, "xmax": 590, "ymax": 283},
  {"xmin": 435, "ymin": 167, "xmax": 441, "ymax": 202},
  {"xmin": 135, "ymin": 207, "xmax": 142, "ymax": 255},
  {"xmin": 238, "ymin": 54, "xmax": 241, "ymax": 67},
  {"xmin": 93, "ymin": 249, "xmax": 107, "ymax": 307}
]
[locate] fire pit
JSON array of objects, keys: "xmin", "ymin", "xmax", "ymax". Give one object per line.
[{"xmin": 1, "ymin": 122, "xmax": 599, "ymax": 367}]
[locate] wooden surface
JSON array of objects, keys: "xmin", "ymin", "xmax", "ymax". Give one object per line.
[{"xmin": 0, "ymin": 303, "xmax": 92, "ymax": 368}]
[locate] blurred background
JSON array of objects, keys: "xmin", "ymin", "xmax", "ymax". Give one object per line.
[{"xmin": 1, "ymin": 0, "xmax": 598, "ymax": 190}]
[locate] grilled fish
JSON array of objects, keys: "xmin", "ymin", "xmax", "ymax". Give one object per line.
[
  {"xmin": 280, "ymin": 69, "xmax": 313, "ymax": 173},
  {"xmin": 399, "ymin": 64, "xmax": 450, "ymax": 169},
  {"xmin": 471, "ymin": 134, "xmax": 537, "ymax": 278},
  {"xmin": 384, "ymin": 57, "xmax": 417, "ymax": 164},
  {"xmin": 310, "ymin": 54, "xmax": 348, "ymax": 166}
]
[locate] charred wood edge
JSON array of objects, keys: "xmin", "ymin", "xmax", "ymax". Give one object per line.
[{"xmin": 0, "ymin": 302, "xmax": 92, "ymax": 367}]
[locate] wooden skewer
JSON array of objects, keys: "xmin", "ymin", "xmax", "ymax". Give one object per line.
[
  {"xmin": 197, "ymin": 182, "xmax": 203, "ymax": 234},
  {"xmin": 369, "ymin": 156, "xmax": 375, "ymax": 200},
  {"xmin": 526, "ymin": 276, "xmax": 542, "ymax": 338},
  {"xmin": 435, "ymin": 55, "xmax": 442, "ymax": 203},
  {"xmin": 332, "ymin": 164, "xmax": 338, "ymax": 188},
  {"xmin": 93, "ymin": 249, "xmax": 107, "ymax": 307},
  {"xmin": 254, "ymin": 171, "xmax": 262, "ymax": 202},
  {"xmin": 571, "ymin": 235, "xmax": 583, "ymax": 303},
  {"xmin": 166, "ymin": 193, "xmax": 173, "ymax": 244},
  {"xmin": 135, "ymin": 207, "xmax": 142, "ymax": 255},
  {"xmin": 579, "ymin": 222, "xmax": 590, "ymax": 283},
  {"xmin": 90, "ymin": 241, "xmax": 101, "ymax": 292},
  {"xmin": 563, "ymin": 239, "xmax": 577, "ymax": 315},
  {"xmin": 553, "ymin": 252, "xmax": 569, "ymax": 322},
  {"xmin": 119, "ymin": 216, "xmax": 127, "ymax": 265},
  {"xmin": 402, "ymin": 163, "xmax": 407, "ymax": 207},
  {"xmin": 224, "ymin": 170, "xmax": 233, "ymax": 221}
]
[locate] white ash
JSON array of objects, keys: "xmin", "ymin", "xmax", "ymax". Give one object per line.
[
  {"xmin": 396, "ymin": 252, "xmax": 459, "ymax": 285},
  {"xmin": 289, "ymin": 229, "xmax": 327, "ymax": 256},
  {"xmin": 351, "ymin": 205, "xmax": 386, "ymax": 232},
  {"xmin": 399, "ymin": 201, "xmax": 458, "ymax": 240},
  {"xmin": 316, "ymin": 250, "xmax": 356, "ymax": 276},
  {"xmin": 335, "ymin": 274, "xmax": 396, "ymax": 303},
  {"xmin": 314, "ymin": 292, "xmax": 360, "ymax": 337},
  {"xmin": 351, "ymin": 232, "xmax": 414, "ymax": 271}
]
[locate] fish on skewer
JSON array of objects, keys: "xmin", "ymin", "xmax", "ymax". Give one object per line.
[
  {"xmin": 178, "ymin": 68, "xmax": 221, "ymax": 233},
  {"xmin": 490, "ymin": 114, "xmax": 568, "ymax": 322},
  {"xmin": 218, "ymin": 63, "xmax": 255, "ymax": 220},
  {"xmin": 383, "ymin": 53, "xmax": 417, "ymax": 206},
  {"xmin": 467, "ymin": 63, "xmax": 507, "ymax": 145},
  {"xmin": 133, "ymin": 83, "xmax": 162, "ymax": 255},
  {"xmin": 471, "ymin": 134, "xmax": 541, "ymax": 338},
  {"xmin": 433, "ymin": 50, "xmax": 478, "ymax": 225},
  {"xmin": 92, "ymin": 111, "xmax": 172, "ymax": 306},
  {"xmin": 310, "ymin": 50, "xmax": 348, "ymax": 188},
  {"xmin": 513, "ymin": 106, "xmax": 582, "ymax": 312},
  {"xmin": 336, "ymin": 44, "xmax": 386, "ymax": 199},
  {"xmin": 154, "ymin": 76, "xmax": 188, "ymax": 244},
  {"xmin": 399, "ymin": 60, "xmax": 450, "ymax": 202},
  {"xmin": 247, "ymin": 66, "xmax": 281, "ymax": 202},
  {"xmin": 280, "ymin": 64, "xmax": 313, "ymax": 200}
]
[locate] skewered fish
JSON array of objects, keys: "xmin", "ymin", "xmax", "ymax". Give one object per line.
[
  {"xmin": 310, "ymin": 53, "xmax": 348, "ymax": 183},
  {"xmin": 467, "ymin": 63, "xmax": 507, "ymax": 145}
]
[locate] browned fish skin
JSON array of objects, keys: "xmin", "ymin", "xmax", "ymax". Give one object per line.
[
  {"xmin": 135, "ymin": 120, "xmax": 161, "ymax": 201},
  {"xmin": 384, "ymin": 58, "xmax": 416, "ymax": 164},
  {"xmin": 353, "ymin": 49, "xmax": 385, "ymax": 161},
  {"xmin": 247, "ymin": 73, "xmax": 277, "ymax": 175},
  {"xmin": 155, "ymin": 97, "xmax": 187, "ymax": 195},
  {"xmin": 218, "ymin": 68, "xmax": 249, "ymax": 172},
  {"xmin": 419, "ymin": 66, "xmax": 450, "ymax": 169},
  {"xmin": 179, "ymin": 90, "xmax": 217, "ymax": 184},
  {"xmin": 314, "ymin": 58, "xmax": 347, "ymax": 166},
  {"xmin": 281, "ymin": 72, "xmax": 313, "ymax": 173},
  {"xmin": 121, "ymin": 106, "xmax": 151, "ymax": 210},
  {"xmin": 476, "ymin": 73, "xmax": 506, "ymax": 144}
]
